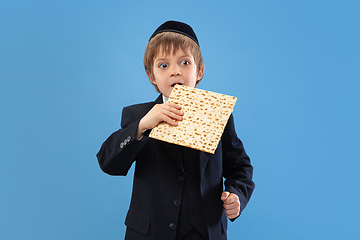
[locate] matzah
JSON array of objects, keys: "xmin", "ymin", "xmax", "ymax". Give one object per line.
[{"xmin": 149, "ymin": 85, "xmax": 237, "ymax": 154}]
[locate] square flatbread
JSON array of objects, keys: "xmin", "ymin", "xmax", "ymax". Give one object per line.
[{"xmin": 149, "ymin": 85, "xmax": 237, "ymax": 154}]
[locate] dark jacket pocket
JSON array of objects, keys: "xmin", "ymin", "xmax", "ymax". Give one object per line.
[{"xmin": 125, "ymin": 208, "xmax": 151, "ymax": 235}]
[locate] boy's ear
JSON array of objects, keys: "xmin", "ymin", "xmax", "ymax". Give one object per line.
[
  {"xmin": 146, "ymin": 70, "xmax": 156, "ymax": 84},
  {"xmin": 197, "ymin": 65, "xmax": 205, "ymax": 80}
]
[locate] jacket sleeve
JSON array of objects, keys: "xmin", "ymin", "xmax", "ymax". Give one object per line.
[
  {"xmin": 222, "ymin": 114, "xmax": 255, "ymax": 217},
  {"xmin": 96, "ymin": 106, "xmax": 150, "ymax": 176}
]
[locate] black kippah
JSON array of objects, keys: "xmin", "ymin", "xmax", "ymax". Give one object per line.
[{"xmin": 149, "ymin": 20, "xmax": 199, "ymax": 46}]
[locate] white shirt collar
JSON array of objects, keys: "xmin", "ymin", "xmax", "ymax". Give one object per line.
[{"xmin": 162, "ymin": 95, "xmax": 169, "ymax": 103}]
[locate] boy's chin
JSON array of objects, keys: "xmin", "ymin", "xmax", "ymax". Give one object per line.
[{"xmin": 162, "ymin": 91, "xmax": 170, "ymax": 98}]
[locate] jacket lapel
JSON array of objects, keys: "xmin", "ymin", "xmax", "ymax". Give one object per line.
[
  {"xmin": 199, "ymin": 151, "xmax": 211, "ymax": 176},
  {"xmin": 161, "ymin": 141, "xmax": 184, "ymax": 172},
  {"xmin": 154, "ymin": 94, "xmax": 163, "ymax": 104},
  {"xmin": 162, "ymin": 142, "xmax": 210, "ymax": 175}
]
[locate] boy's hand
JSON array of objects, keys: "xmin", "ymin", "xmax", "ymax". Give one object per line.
[
  {"xmin": 221, "ymin": 191, "xmax": 240, "ymax": 220},
  {"xmin": 137, "ymin": 103, "xmax": 183, "ymax": 139}
]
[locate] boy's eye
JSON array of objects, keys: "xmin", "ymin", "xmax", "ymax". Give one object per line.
[
  {"xmin": 181, "ymin": 60, "xmax": 190, "ymax": 65},
  {"xmin": 159, "ymin": 63, "xmax": 168, "ymax": 68}
]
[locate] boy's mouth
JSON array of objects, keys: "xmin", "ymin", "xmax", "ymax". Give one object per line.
[{"xmin": 171, "ymin": 83, "xmax": 183, "ymax": 87}]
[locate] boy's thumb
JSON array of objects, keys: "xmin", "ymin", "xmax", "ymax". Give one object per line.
[{"xmin": 221, "ymin": 191, "xmax": 230, "ymax": 202}]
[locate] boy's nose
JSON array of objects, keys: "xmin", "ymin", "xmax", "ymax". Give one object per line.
[{"xmin": 170, "ymin": 66, "xmax": 181, "ymax": 76}]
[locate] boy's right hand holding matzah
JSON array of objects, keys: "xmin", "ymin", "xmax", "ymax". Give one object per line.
[{"xmin": 136, "ymin": 102, "xmax": 184, "ymax": 140}]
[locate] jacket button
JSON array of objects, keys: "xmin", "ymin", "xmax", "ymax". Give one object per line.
[
  {"xmin": 191, "ymin": 216, "xmax": 196, "ymax": 222},
  {"xmin": 173, "ymin": 200, "xmax": 181, "ymax": 206},
  {"xmin": 189, "ymin": 166, "xmax": 194, "ymax": 171},
  {"xmin": 190, "ymin": 191, "xmax": 195, "ymax": 196},
  {"xmin": 177, "ymin": 177, "xmax": 184, "ymax": 183},
  {"xmin": 120, "ymin": 142, "xmax": 124, "ymax": 148},
  {"xmin": 169, "ymin": 223, "xmax": 176, "ymax": 230}
]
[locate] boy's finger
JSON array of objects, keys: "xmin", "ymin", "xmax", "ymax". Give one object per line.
[
  {"xmin": 162, "ymin": 105, "xmax": 183, "ymax": 117},
  {"xmin": 221, "ymin": 191, "xmax": 230, "ymax": 202},
  {"xmin": 226, "ymin": 213, "xmax": 239, "ymax": 220},
  {"xmin": 163, "ymin": 110, "xmax": 183, "ymax": 122},
  {"xmin": 223, "ymin": 199, "xmax": 240, "ymax": 210},
  {"xmin": 162, "ymin": 115, "xmax": 179, "ymax": 126},
  {"xmin": 164, "ymin": 102, "xmax": 182, "ymax": 110},
  {"xmin": 225, "ymin": 194, "xmax": 237, "ymax": 204}
]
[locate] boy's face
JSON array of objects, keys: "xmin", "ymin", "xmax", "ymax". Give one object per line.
[{"xmin": 148, "ymin": 47, "xmax": 203, "ymax": 98}]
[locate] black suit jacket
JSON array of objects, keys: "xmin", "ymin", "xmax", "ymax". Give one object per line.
[{"xmin": 97, "ymin": 95, "xmax": 255, "ymax": 240}]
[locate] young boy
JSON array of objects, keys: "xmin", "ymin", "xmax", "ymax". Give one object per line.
[{"xmin": 97, "ymin": 20, "xmax": 255, "ymax": 240}]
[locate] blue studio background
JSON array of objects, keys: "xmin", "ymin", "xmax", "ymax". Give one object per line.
[{"xmin": 1, "ymin": 0, "xmax": 359, "ymax": 239}]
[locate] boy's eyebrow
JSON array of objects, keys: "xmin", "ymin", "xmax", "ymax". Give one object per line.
[
  {"xmin": 154, "ymin": 58, "xmax": 167, "ymax": 62},
  {"xmin": 178, "ymin": 54, "xmax": 192, "ymax": 59},
  {"xmin": 155, "ymin": 54, "xmax": 192, "ymax": 62}
]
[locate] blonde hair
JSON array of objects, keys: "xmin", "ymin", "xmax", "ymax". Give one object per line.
[{"xmin": 144, "ymin": 32, "xmax": 204, "ymax": 92}]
